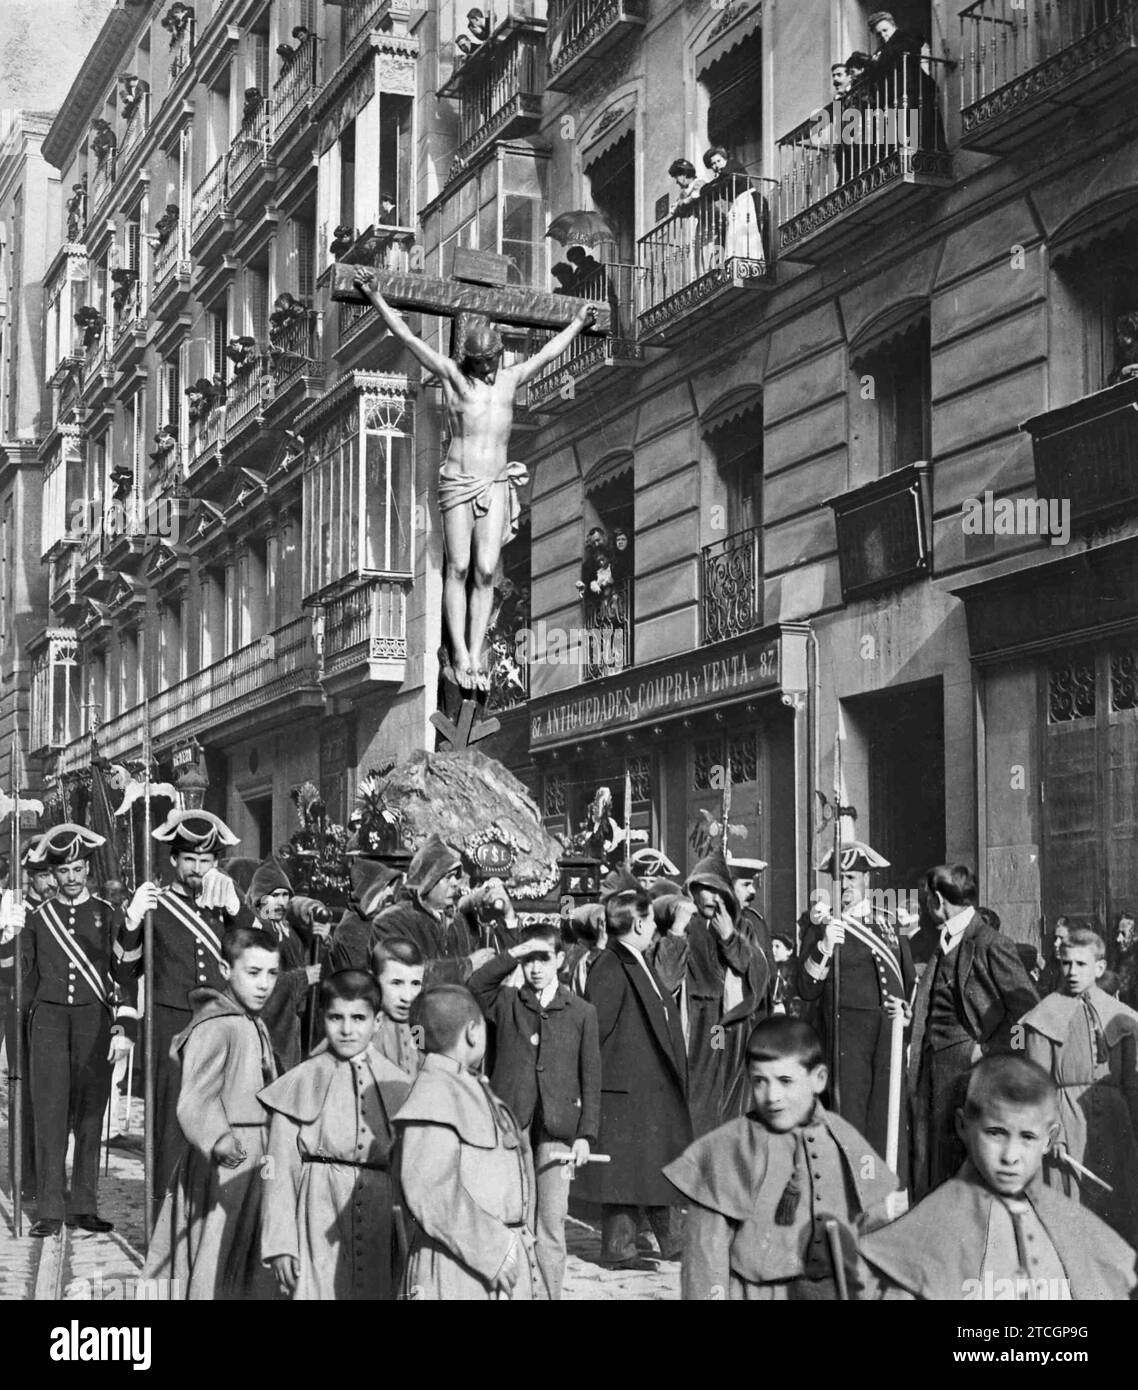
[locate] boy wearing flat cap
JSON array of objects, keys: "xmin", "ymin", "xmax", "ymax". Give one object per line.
[
  {"xmin": 120, "ymin": 809, "xmax": 254, "ymax": 1204},
  {"xmin": 11, "ymin": 824, "xmax": 138, "ymax": 1236}
]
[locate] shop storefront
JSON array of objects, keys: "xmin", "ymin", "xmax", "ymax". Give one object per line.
[{"xmin": 528, "ymin": 624, "xmax": 810, "ymax": 932}]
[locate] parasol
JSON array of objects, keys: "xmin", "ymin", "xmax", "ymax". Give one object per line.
[{"xmin": 545, "ymin": 210, "xmax": 617, "ymax": 247}]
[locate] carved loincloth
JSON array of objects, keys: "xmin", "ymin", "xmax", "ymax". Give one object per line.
[{"xmin": 438, "ymin": 460, "xmax": 529, "ymax": 545}]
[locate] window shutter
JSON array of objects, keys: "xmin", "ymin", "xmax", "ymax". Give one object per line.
[
  {"xmin": 296, "ymin": 219, "xmax": 314, "ymax": 300},
  {"xmin": 253, "ymin": 33, "xmax": 270, "ymax": 102},
  {"xmin": 211, "ymin": 303, "xmax": 227, "ymax": 377},
  {"xmin": 127, "ymin": 219, "xmax": 141, "ymax": 272}
]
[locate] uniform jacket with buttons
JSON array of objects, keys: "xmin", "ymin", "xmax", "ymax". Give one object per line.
[
  {"xmin": 120, "ymin": 884, "xmax": 254, "ymax": 1011},
  {"xmin": 18, "ymin": 893, "xmax": 139, "ymax": 1041},
  {"xmin": 798, "ymin": 905, "xmax": 915, "ymax": 1013},
  {"xmin": 468, "ymin": 950, "xmax": 601, "ymax": 1143}
]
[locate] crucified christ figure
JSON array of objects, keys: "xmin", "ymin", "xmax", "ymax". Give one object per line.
[{"xmin": 353, "ymin": 264, "xmax": 598, "ymax": 690}]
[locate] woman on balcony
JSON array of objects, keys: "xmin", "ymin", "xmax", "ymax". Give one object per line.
[{"xmin": 700, "ymin": 147, "xmax": 765, "ymax": 270}]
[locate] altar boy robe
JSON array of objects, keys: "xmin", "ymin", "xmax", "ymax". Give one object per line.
[
  {"xmin": 259, "ymin": 1046, "xmax": 411, "ymax": 1300},
  {"xmin": 144, "ymin": 989, "xmax": 277, "ymax": 1300},
  {"xmin": 394, "ymin": 1053, "xmax": 540, "ymax": 1300},
  {"xmin": 1023, "ymin": 986, "xmax": 1138, "ymax": 1245}
]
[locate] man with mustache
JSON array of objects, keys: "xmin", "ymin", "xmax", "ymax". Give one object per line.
[{"xmin": 121, "ymin": 810, "xmax": 254, "ymax": 1209}]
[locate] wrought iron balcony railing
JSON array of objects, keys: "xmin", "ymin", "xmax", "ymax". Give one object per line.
[
  {"xmin": 88, "ymin": 157, "xmax": 115, "ymax": 221},
  {"xmin": 113, "ymin": 279, "xmax": 146, "ymax": 347},
  {"xmin": 320, "ymin": 576, "xmax": 409, "ymax": 674},
  {"xmin": 528, "ymin": 261, "xmax": 644, "ymax": 407},
  {"xmin": 583, "ymin": 575, "xmax": 632, "ymax": 681},
  {"xmin": 701, "ymin": 526, "xmax": 762, "ymax": 645},
  {"xmin": 149, "ymin": 615, "xmax": 321, "ymax": 741},
  {"xmin": 547, "ymin": 0, "xmax": 647, "ymax": 89},
  {"xmin": 344, "ymin": 0, "xmax": 411, "ymax": 48},
  {"xmin": 451, "ymin": 27, "xmax": 545, "ymax": 169},
  {"xmin": 188, "ymin": 403, "xmax": 225, "ymax": 469},
  {"xmin": 190, "ymin": 154, "xmax": 230, "ymax": 243},
  {"xmin": 169, "ymin": 15, "xmax": 196, "ymax": 82},
  {"xmin": 960, "ymin": 0, "xmax": 1138, "ymax": 151},
  {"xmin": 777, "ymin": 56, "xmax": 952, "ymax": 262},
  {"xmin": 638, "ymin": 173, "xmax": 773, "ymax": 338},
  {"xmin": 273, "ymin": 30, "xmax": 320, "ymax": 134},
  {"xmin": 270, "ymin": 313, "xmax": 323, "ymax": 389},
  {"xmin": 224, "ymin": 358, "xmax": 274, "ymax": 437},
  {"xmin": 228, "ymin": 104, "xmax": 273, "ymax": 200},
  {"xmin": 152, "ymin": 220, "xmax": 190, "ymax": 291},
  {"xmin": 119, "ymin": 92, "xmax": 151, "ymax": 161}
]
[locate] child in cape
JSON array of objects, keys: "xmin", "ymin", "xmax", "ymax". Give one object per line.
[
  {"xmin": 144, "ymin": 925, "xmax": 281, "ymax": 1299},
  {"xmin": 371, "ymin": 937, "xmax": 426, "ymax": 1079},
  {"xmin": 259, "ymin": 970, "xmax": 413, "ymax": 1300},
  {"xmin": 663, "ymin": 1016, "xmax": 900, "ymax": 1300},
  {"xmin": 394, "ymin": 984, "xmax": 540, "ymax": 1300},
  {"xmin": 861, "ymin": 1054, "xmax": 1137, "ymax": 1299},
  {"xmin": 1021, "ymin": 927, "xmax": 1138, "ymax": 1245},
  {"xmin": 468, "ymin": 921, "xmax": 601, "ymax": 1299}
]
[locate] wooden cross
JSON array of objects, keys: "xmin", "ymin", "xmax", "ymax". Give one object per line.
[
  {"xmin": 430, "ymin": 699, "xmax": 501, "ymax": 752},
  {"xmin": 329, "ymin": 252, "xmax": 613, "ymax": 343}
]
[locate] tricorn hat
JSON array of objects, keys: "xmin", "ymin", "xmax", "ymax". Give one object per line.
[
  {"xmin": 34, "ymin": 823, "xmax": 106, "ymax": 865},
  {"xmin": 815, "ymin": 839, "xmax": 890, "ymax": 876},
  {"xmin": 152, "ymin": 809, "xmax": 240, "ymax": 854}
]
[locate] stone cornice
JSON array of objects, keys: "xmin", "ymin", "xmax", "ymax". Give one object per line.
[{"xmin": 42, "ymin": 7, "xmax": 147, "ymax": 169}]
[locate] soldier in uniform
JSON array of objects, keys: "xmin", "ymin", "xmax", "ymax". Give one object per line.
[
  {"xmin": 14, "ymin": 824, "xmax": 137, "ymax": 1237},
  {"xmin": 797, "ymin": 840, "xmax": 914, "ymax": 1172},
  {"xmin": 120, "ymin": 809, "xmax": 252, "ymax": 1204},
  {"xmin": 1, "ymin": 836, "xmax": 56, "ymax": 1201}
]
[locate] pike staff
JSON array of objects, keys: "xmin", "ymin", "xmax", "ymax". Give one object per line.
[
  {"xmin": 142, "ymin": 703, "xmax": 156, "ymax": 1247},
  {"xmin": 9, "ymin": 731, "xmax": 23, "ymax": 1236},
  {"xmin": 830, "ymin": 723, "xmax": 843, "ymax": 1111}
]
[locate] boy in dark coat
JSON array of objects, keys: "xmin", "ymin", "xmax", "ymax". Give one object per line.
[
  {"xmin": 469, "ymin": 921, "xmax": 601, "ymax": 1299},
  {"xmin": 577, "ymin": 887, "xmax": 692, "ymax": 1268},
  {"xmin": 664, "ymin": 1016, "xmax": 899, "ymax": 1299},
  {"xmin": 863, "ymin": 1055, "xmax": 1137, "ymax": 1300}
]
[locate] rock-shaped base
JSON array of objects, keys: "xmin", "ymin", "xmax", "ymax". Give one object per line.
[{"xmin": 376, "ymin": 748, "xmax": 562, "ymax": 898}]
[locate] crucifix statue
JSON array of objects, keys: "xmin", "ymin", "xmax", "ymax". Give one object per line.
[{"xmin": 334, "ymin": 258, "xmax": 608, "ymax": 693}]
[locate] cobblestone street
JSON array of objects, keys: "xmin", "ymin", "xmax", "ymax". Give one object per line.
[{"xmin": 0, "ymin": 1066, "xmax": 677, "ymax": 1301}]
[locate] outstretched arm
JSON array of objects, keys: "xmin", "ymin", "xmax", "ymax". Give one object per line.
[
  {"xmin": 352, "ymin": 266, "xmax": 462, "ymax": 386},
  {"xmin": 514, "ymin": 304, "xmax": 598, "ymax": 386}
]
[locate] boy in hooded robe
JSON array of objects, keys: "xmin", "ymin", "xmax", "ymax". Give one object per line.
[
  {"xmin": 144, "ymin": 926, "xmax": 281, "ymax": 1299},
  {"xmin": 260, "ymin": 970, "xmax": 412, "ymax": 1299},
  {"xmin": 862, "ymin": 1054, "xmax": 1136, "ymax": 1300},
  {"xmin": 1022, "ymin": 927, "xmax": 1138, "ymax": 1245},
  {"xmin": 395, "ymin": 985, "xmax": 540, "ymax": 1300},
  {"xmin": 664, "ymin": 1016, "xmax": 899, "ymax": 1299}
]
